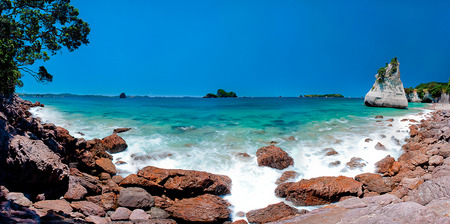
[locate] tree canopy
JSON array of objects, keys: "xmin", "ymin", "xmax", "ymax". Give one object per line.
[{"xmin": 0, "ymin": 0, "xmax": 90, "ymax": 95}]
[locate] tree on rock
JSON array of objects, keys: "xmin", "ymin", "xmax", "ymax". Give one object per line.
[{"xmin": 0, "ymin": 0, "xmax": 90, "ymax": 95}]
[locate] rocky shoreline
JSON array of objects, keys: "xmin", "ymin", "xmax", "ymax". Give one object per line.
[{"xmin": 1, "ymin": 94, "xmax": 449, "ymax": 223}]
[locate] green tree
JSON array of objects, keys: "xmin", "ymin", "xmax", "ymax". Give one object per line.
[{"xmin": 0, "ymin": 0, "xmax": 90, "ymax": 95}]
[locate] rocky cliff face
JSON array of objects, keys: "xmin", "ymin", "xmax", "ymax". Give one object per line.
[
  {"xmin": 407, "ymin": 90, "xmax": 421, "ymax": 102},
  {"xmin": 364, "ymin": 58, "xmax": 408, "ymax": 108}
]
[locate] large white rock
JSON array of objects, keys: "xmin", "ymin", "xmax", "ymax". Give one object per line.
[
  {"xmin": 364, "ymin": 59, "xmax": 408, "ymax": 108},
  {"xmin": 408, "ymin": 90, "xmax": 421, "ymax": 102}
]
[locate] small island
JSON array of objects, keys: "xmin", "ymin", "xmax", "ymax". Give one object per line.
[
  {"xmin": 301, "ymin": 94, "xmax": 344, "ymax": 98},
  {"xmin": 203, "ymin": 89, "xmax": 237, "ymax": 98},
  {"xmin": 119, "ymin": 93, "xmax": 126, "ymax": 98}
]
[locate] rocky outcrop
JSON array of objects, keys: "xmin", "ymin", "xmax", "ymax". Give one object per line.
[
  {"xmin": 165, "ymin": 194, "xmax": 231, "ymax": 223},
  {"xmin": 246, "ymin": 202, "xmax": 300, "ymax": 223},
  {"xmin": 364, "ymin": 57, "xmax": 408, "ymax": 108},
  {"xmin": 275, "ymin": 176, "xmax": 363, "ymax": 206},
  {"xmin": 101, "ymin": 133, "xmax": 127, "ymax": 154},
  {"xmin": 407, "ymin": 89, "xmax": 421, "ymax": 102},
  {"xmin": 119, "ymin": 93, "xmax": 126, "ymax": 98},
  {"xmin": 256, "ymin": 145, "xmax": 293, "ymax": 170}
]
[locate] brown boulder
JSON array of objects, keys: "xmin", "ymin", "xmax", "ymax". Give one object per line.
[
  {"xmin": 166, "ymin": 194, "xmax": 231, "ymax": 223},
  {"xmin": 70, "ymin": 201, "xmax": 106, "ymax": 217},
  {"xmin": 120, "ymin": 174, "xmax": 163, "ymax": 192},
  {"xmin": 33, "ymin": 199, "xmax": 73, "ymax": 214},
  {"xmin": 95, "ymin": 157, "xmax": 117, "ymax": 175},
  {"xmin": 137, "ymin": 166, "xmax": 231, "ymax": 197},
  {"xmin": 346, "ymin": 157, "xmax": 366, "ymax": 170},
  {"xmin": 55, "ymin": 126, "xmax": 75, "ymax": 145},
  {"xmin": 101, "ymin": 133, "xmax": 127, "ymax": 153},
  {"xmin": 275, "ymin": 176, "xmax": 363, "ymax": 206},
  {"xmin": 256, "ymin": 145, "xmax": 294, "ymax": 170},
  {"xmin": 375, "ymin": 155, "xmax": 396, "ymax": 176},
  {"xmin": 118, "ymin": 187, "xmax": 154, "ymax": 209},
  {"xmin": 375, "ymin": 142, "xmax": 386, "ymax": 150},
  {"xmin": 64, "ymin": 176, "xmax": 88, "ymax": 200},
  {"xmin": 246, "ymin": 202, "xmax": 299, "ymax": 223},
  {"xmin": 323, "ymin": 148, "xmax": 338, "ymax": 156},
  {"xmin": 276, "ymin": 171, "xmax": 300, "ymax": 185},
  {"xmin": 113, "ymin": 128, "xmax": 131, "ymax": 134},
  {"xmin": 70, "ymin": 168, "xmax": 102, "ymax": 194}
]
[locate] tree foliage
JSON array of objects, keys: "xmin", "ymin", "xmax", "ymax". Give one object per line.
[
  {"xmin": 405, "ymin": 81, "xmax": 450, "ymax": 99},
  {"xmin": 0, "ymin": 0, "xmax": 90, "ymax": 95}
]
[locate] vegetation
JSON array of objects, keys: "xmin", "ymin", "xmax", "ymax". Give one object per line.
[
  {"xmin": 203, "ymin": 89, "xmax": 237, "ymax": 98},
  {"xmin": 376, "ymin": 57, "xmax": 398, "ymax": 83},
  {"xmin": 303, "ymin": 94, "xmax": 344, "ymax": 98},
  {"xmin": 0, "ymin": 0, "xmax": 90, "ymax": 95},
  {"xmin": 405, "ymin": 79, "xmax": 450, "ymax": 100}
]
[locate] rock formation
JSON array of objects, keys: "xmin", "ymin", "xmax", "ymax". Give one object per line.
[
  {"xmin": 407, "ymin": 89, "xmax": 421, "ymax": 102},
  {"xmin": 364, "ymin": 57, "xmax": 408, "ymax": 108},
  {"xmin": 119, "ymin": 93, "xmax": 126, "ymax": 98}
]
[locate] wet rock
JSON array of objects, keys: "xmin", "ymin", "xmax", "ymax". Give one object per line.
[
  {"xmin": 256, "ymin": 145, "xmax": 294, "ymax": 170},
  {"xmin": 275, "ymin": 176, "xmax": 363, "ymax": 206},
  {"xmin": 110, "ymin": 207, "xmax": 132, "ymax": 221},
  {"xmin": 375, "ymin": 115, "xmax": 384, "ymax": 119},
  {"xmin": 329, "ymin": 161, "xmax": 341, "ymax": 167},
  {"xmin": 149, "ymin": 207, "xmax": 170, "ymax": 219},
  {"xmin": 129, "ymin": 209, "xmax": 150, "ymax": 221},
  {"xmin": 286, "ymin": 136, "xmax": 296, "ymax": 141},
  {"xmin": 276, "ymin": 171, "xmax": 300, "ymax": 185},
  {"xmin": 95, "ymin": 157, "xmax": 117, "ymax": 175},
  {"xmin": 346, "ymin": 157, "xmax": 366, "ymax": 170},
  {"xmin": 364, "ymin": 138, "xmax": 372, "ymax": 142},
  {"xmin": 113, "ymin": 128, "xmax": 131, "ymax": 134},
  {"xmin": 386, "ymin": 118, "xmax": 394, "ymax": 122},
  {"xmin": 70, "ymin": 201, "xmax": 106, "ymax": 217},
  {"xmin": 235, "ymin": 152, "xmax": 250, "ymax": 158},
  {"xmin": 375, "ymin": 142, "xmax": 386, "ymax": 150},
  {"xmin": 118, "ymin": 187, "xmax": 154, "ymax": 209},
  {"xmin": 137, "ymin": 166, "xmax": 231, "ymax": 197},
  {"xmin": 6, "ymin": 192, "xmax": 32, "ymax": 207},
  {"xmin": 33, "ymin": 199, "xmax": 73, "ymax": 214},
  {"xmin": 246, "ymin": 202, "xmax": 299, "ymax": 224},
  {"xmin": 166, "ymin": 194, "xmax": 231, "ymax": 223},
  {"xmin": 112, "ymin": 175, "xmax": 124, "ymax": 184},
  {"xmin": 323, "ymin": 148, "xmax": 338, "ymax": 156},
  {"xmin": 101, "ymin": 133, "xmax": 127, "ymax": 153}
]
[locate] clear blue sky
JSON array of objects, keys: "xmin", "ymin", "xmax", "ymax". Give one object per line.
[{"xmin": 19, "ymin": 0, "xmax": 450, "ymax": 97}]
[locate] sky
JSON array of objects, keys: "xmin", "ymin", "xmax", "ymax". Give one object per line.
[{"xmin": 18, "ymin": 0, "xmax": 450, "ymax": 97}]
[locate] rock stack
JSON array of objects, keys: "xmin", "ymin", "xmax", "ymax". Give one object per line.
[{"xmin": 364, "ymin": 58, "xmax": 408, "ymax": 108}]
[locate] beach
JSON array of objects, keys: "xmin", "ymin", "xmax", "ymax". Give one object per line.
[{"xmin": 0, "ymin": 95, "xmax": 449, "ymax": 223}]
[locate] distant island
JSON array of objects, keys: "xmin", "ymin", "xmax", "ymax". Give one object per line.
[
  {"xmin": 203, "ymin": 89, "xmax": 237, "ymax": 98},
  {"xmin": 300, "ymin": 94, "xmax": 344, "ymax": 98}
]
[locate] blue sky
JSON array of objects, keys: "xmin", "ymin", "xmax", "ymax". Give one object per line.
[{"xmin": 19, "ymin": 0, "xmax": 450, "ymax": 97}]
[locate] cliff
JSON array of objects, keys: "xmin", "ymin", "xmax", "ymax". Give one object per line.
[
  {"xmin": 407, "ymin": 90, "xmax": 421, "ymax": 102},
  {"xmin": 364, "ymin": 58, "xmax": 408, "ymax": 108}
]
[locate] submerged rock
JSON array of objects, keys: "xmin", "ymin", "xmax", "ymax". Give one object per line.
[{"xmin": 364, "ymin": 57, "xmax": 408, "ymax": 108}]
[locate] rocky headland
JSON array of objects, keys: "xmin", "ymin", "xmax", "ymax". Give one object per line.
[
  {"xmin": 364, "ymin": 58, "xmax": 409, "ymax": 109},
  {"xmin": 1, "ymin": 94, "xmax": 449, "ymax": 224}
]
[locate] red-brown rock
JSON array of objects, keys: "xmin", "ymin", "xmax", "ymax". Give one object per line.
[
  {"xmin": 256, "ymin": 145, "xmax": 294, "ymax": 170},
  {"xmin": 375, "ymin": 155, "xmax": 396, "ymax": 176},
  {"xmin": 101, "ymin": 133, "xmax": 127, "ymax": 153},
  {"xmin": 64, "ymin": 176, "xmax": 88, "ymax": 200},
  {"xmin": 246, "ymin": 202, "xmax": 299, "ymax": 223},
  {"xmin": 70, "ymin": 201, "xmax": 106, "ymax": 217},
  {"xmin": 120, "ymin": 174, "xmax": 163, "ymax": 192},
  {"xmin": 165, "ymin": 194, "xmax": 231, "ymax": 222},
  {"xmin": 275, "ymin": 176, "xmax": 363, "ymax": 206},
  {"xmin": 137, "ymin": 166, "xmax": 231, "ymax": 196},
  {"xmin": 276, "ymin": 171, "xmax": 300, "ymax": 185},
  {"xmin": 33, "ymin": 200, "xmax": 73, "ymax": 214},
  {"xmin": 95, "ymin": 157, "xmax": 117, "ymax": 175}
]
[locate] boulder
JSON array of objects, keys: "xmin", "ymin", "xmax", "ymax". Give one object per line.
[
  {"xmin": 346, "ymin": 157, "xmax": 366, "ymax": 170},
  {"xmin": 129, "ymin": 209, "xmax": 150, "ymax": 221},
  {"xmin": 364, "ymin": 58, "xmax": 408, "ymax": 108},
  {"xmin": 64, "ymin": 176, "xmax": 88, "ymax": 200},
  {"xmin": 85, "ymin": 216, "xmax": 108, "ymax": 224},
  {"xmin": 70, "ymin": 201, "xmax": 106, "ymax": 217},
  {"xmin": 33, "ymin": 199, "xmax": 73, "ymax": 214},
  {"xmin": 165, "ymin": 194, "xmax": 231, "ymax": 223},
  {"xmin": 374, "ymin": 142, "xmax": 386, "ymax": 150},
  {"xmin": 149, "ymin": 207, "xmax": 170, "ymax": 219},
  {"xmin": 275, "ymin": 176, "xmax": 363, "ymax": 206},
  {"xmin": 1, "ymin": 135, "xmax": 69, "ymax": 185},
  {"xmin": 246, "ymin": 202, "xmax": 299, "ymax": 223},
  {"xmin": 323, "ymin": 148, "xmax": 338, "ymax": 156},
  {"xmin": 86, "ymin": 192, "xmax": 116, "ymax": 211},
  {"xmin": 110, "ymin": 207, "xmax": 132, "ymax": 221},
  {"xmin": 95, "ymin": 157, "xmax": 117, "ymax": 175},
  {"xmin": 137, "ymin": 166, "xmax": 231, "ymax": 197},
  {"xmin": 101, "ymin": 133, "xmax": 127, "ymax": 153},
  {"xmin": 276, "ymin": 171, "xmax": 300, "ymax": 185},
  {"xmin": 374, "ymin": 155, "xmax": 396, "ymax": 176},
  {"xmin": 117, "ymin": 187, "xmax": 154, "ymax": 209},
  {"xmin": 6, "ymin": 192, "xmax": 32, "ymax": 207},
  {"xmin": 113, "ymin": 128, "xmax": 131, "ymax": 134},
  {"xmin": 408, "ymin": 175, "xmax": 450, "ymax": 205},
  {"xmin": 69, "ymin": 168, "xmax": 102, "ymax": 194},
  {"xmin": 256, "ymin": 145, "xmax": 294, "ymax": 170}
]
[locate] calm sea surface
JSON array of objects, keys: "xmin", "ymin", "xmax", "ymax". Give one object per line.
[{"xmin": 23, "ymin": 96, "xmax": 429, "ymax": 218}]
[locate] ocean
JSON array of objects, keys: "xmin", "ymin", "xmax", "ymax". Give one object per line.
[{"xmin": 23, "ymin": 96, "xmax": 429, "ymax": 218}]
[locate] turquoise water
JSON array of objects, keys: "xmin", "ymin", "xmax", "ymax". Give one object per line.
[{"xmin": 24, "ymin": 96, "xmax": 429, "ymax": 218}]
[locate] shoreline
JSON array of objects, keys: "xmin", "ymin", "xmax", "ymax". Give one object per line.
[{"xmin": 0, "ymin": 95, "xmax": 449, "ymax": 223}]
